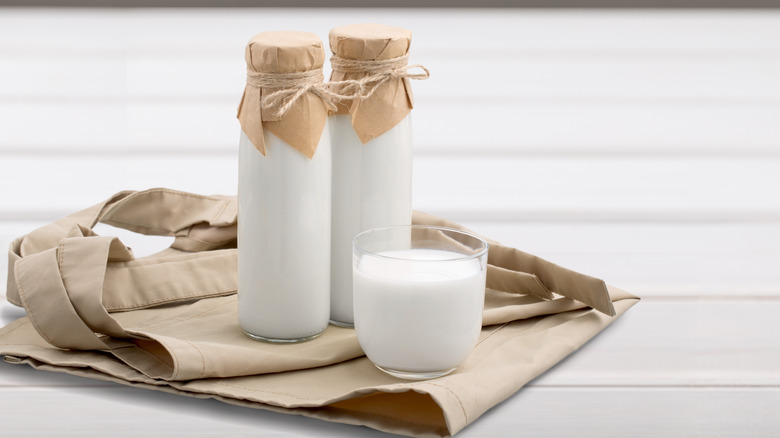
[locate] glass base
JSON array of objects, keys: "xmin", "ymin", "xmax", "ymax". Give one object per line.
[
  {"xmin": 329, "ymin": 319, "xmax": 354, "ymax": 328},
  {"xmin": 374, "ymin": 364, "xmax": 457, "ymax": 380},
  {"xmin": 242, "ymin": 329, "xmax": 323, "ymax": 344}
]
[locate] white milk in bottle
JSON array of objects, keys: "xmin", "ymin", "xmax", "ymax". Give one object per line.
[
  {"xmin": 328, "ymin": 23, "xmax": 428, "ymax": 326},
  {"xmin": 236, "ymin": 31, "xmax": 332, "ymax": 343}
]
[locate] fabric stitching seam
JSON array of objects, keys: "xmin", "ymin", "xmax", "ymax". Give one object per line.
[
  {"xmin": 106, "ymin": 288, "xmax": 236, "ymax": 312},
  {"xmin": 182, "ymin": 340, "xmax": 207, "ymax": 379},
  {"xmin": 213, "ymin": 381, "xmax": 320, "ymax": 401},
  {"xmin": 0, "ymin": 320, "xmax": 32, "ymax": 341},
  {"xmin": 125, "ymin": 343, "xmax": 175, "ymax": 372},
  {"xmin": 13, "ymin": 260, "xmax": 62, "ymax": 348},
  {"xmin": 213, "ymin": 199, "xmax": 230, "ymax": 223},
  {"xmin": 476, "ymin": 322, "xmax": 510, "ymax": 347},
  {"xmin": 175, "ymin": 236, "xmax": 236, "ymax": 246},
  {"xmin": 419, "ymin": 381, "xmax": 469, "ymax": 424},
  {"xmin": 135, "ymin": 298, "xmax": 236, "ymax": 330}
]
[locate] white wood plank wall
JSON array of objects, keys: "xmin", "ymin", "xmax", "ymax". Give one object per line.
[{"xmin": 0, "ymin": 8, "xmax": 779, "ymax": 437}]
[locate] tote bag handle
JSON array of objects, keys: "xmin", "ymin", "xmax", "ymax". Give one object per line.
[
  {"xmin": 5, "ymin": 188, "xmax": 615, "ymax": 350},
  {"xmin": 6, "ymin": 188, "xmax": 239, "ymax": 350}
]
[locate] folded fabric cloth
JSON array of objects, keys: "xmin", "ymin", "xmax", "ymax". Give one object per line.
[{"xmin": 1, "ymin": 188, "xmax": 639, "ymax": 437}]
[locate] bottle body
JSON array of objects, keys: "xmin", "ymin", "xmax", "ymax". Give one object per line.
[
  {"xmin": 238, "ymin": 127, "xmax": 331, "ymax": 342},
  {"xmin": 329, "ymin": 113, "xmax": 413, "ymax": 326}
]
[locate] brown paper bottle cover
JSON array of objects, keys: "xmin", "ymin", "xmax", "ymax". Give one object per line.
[
  {"xmin": 237, "ymin": 31, "xmax": 329, "ymax": 158},
  {"xmin": 329, "ymin": 23, "xmax": 417, "ymax": 143}
]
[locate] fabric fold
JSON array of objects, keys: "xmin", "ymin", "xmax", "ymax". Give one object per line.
[
  {"xmin": 0, "ymin": 289, "xmax": 638, "ymax": 437},
  {"xmin": 412, "ymin": 211, "xmax": 616, "ymax": 316},
  {"xmin": 1, "ymin": 188, "xmax": 639, "ymax": 437}
]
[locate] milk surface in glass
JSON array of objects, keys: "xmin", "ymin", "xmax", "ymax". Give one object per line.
[
  {"xmin": 330, "ymin": 114, "xmax": 412, "ymax": 326},
  {"xmin": 238, "ymin": 128, "xmax": 331, "ymax": 342},
  {"xmin": 353, "ymin": 249, "xmax": 485, "ymax": 374}
]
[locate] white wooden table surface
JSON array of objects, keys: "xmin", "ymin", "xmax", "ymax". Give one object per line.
[{"xmin": 1, "ymin": 7, "xmax": 779, "ymax": 437}]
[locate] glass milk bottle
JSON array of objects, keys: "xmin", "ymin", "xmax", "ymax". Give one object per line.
[
  {"xmin": 328, "ymin": 23, "xmax": 428, "ymax": 326},
  {"xmin": 236, "ymin": 31, "xmax": 331, "ymax": 343}
]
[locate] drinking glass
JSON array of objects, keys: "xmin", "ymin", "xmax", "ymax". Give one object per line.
[{"xmin": 352, "ymin": 225, "xmax": 488, "ymax": 380}]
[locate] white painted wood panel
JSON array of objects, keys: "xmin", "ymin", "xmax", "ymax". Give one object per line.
[
  {"xmin": 1, "ymin": 10, "xmax": 778, "ymax": 155},
  {"xmin": 4, "ymin": 220, "xmax": 777, "ymax": 260},
  {"xmin": 1, "ymin": 8, "xmax": 777, "ymax": 438},
  {"xmin": 1, "ymin": 155, "xmax": 777, "ymax": 220},
  {"xmin": 2, "ymin": 9, "xmax": 780, "ymax": 52},
  {"xmin": 475, "ymin": 387, "xmax": 780, "ymax": 438},
  {"xmin": 2, "ymin": 300, "xmax": 777, "ymax": 388},
  {"xmin": 2, "ymin": 220, "xmax": 779, "ymax": 297},
  {"xmin": 3, "ymin": 101, "xmax": 778, "ymax": 154},
  {"xmin": 4, "ymin": 49, "xmax": 779, "ymax": 102},
  {"xmin": 0, "ymin": 385, "xmax": 776, "ymax": 437}
]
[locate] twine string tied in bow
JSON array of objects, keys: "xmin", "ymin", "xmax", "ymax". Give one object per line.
[
  {"xmin": 246, "ymin": 69, "xmax": 341, "ymax": 118},
  {"xmin": 328, "ymin": 54, "xmax": 430, "ymax": 102},
  {"xmin": 245, "ymin": 54, "xmax": 430, "ymax": 119}
]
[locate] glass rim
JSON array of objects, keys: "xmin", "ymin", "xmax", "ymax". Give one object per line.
[{"xmin": 352, "ymin": 225, "xmax": 490, "ymax": 263}]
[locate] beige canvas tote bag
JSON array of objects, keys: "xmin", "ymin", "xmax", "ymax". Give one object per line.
[{"xmin": 1, "ymin": 188, "xmax": 639, "ymax": 437}]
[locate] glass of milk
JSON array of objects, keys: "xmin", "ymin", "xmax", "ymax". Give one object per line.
[{"xmin": 353, "ymin": 225, "xmax": 488, "ymax": 380}]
